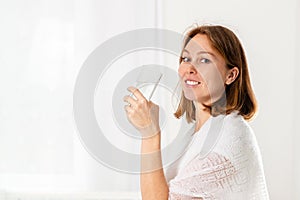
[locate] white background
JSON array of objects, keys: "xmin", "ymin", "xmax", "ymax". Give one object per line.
[{"xmin": 0, "ymin": 0, "xmax": 299, "ymax": 199}]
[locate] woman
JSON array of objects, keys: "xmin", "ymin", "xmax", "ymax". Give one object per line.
[{"xmin": 124, "ymin": 25, "xmax": 269, "ymax": 199}]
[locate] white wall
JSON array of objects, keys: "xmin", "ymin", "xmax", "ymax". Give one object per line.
[
  {"xmin": 160, "ymin": 0, "xmax": 297, "ymax": 199},
  {"xmin": 293, "ymin": 1, "xmax": 300, "ymax": 199}
]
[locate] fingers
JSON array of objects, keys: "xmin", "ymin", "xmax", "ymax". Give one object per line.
[
  {"xmin": 124, "ymin": 104, "xmax": 132, "ymax": 113},
  {"xmin": 123, "ymin": 95, "xmax": 137, "ymax": 107},
  {"xmin": 127, "ymin": 86, "xmax": 145, "ymax": 101},
  {"xmin": 124, "ymin": 86, "xmax": 150, "ymax": 114}
]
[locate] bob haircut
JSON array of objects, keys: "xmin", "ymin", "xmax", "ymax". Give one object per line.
[{"xmin": 174, "ymin": 25, "xmax": 257, "ymax": 122}]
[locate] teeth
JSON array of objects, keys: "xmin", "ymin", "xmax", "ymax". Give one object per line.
[{"xmin": 186, "ymin": 80, "xmax": 200, "ymax": 85}]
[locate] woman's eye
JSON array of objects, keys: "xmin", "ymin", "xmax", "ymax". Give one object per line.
[
  {"xmin": 182, "ymin": 57, "xmax": 190, "ymax": 62},
  {"xmin": 200, "ymin": 58, "xmax": 211, "ymax": 64}
]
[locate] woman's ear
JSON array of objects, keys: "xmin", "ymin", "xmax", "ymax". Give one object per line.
[{"xmin": 225, "ymin": 67, "xmax": 239, "ymax": 85}]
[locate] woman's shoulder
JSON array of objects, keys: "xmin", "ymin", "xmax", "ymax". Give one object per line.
[
  {"xmin": 222, "ymin": 110, "xmax": 253, "ymax": 135},
  {"xmin": 212, "ymin": 111, "xmax": 257, "ymax": 155}
]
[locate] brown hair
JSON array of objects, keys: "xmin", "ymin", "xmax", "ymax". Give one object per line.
[{"xmin": 174, "ymin": 25, "xmax": 257, "ymax": 122}]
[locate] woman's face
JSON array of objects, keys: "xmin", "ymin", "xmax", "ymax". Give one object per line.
[{"xmin": 178, "ymin": 34, "xmax": 230, "ymax": 106}]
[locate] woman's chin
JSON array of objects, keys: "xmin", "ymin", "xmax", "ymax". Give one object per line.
[
  {"xmin": 183, "ymin": 93, "xmax": 197, "ymax": 101},
  {"xmin": 183, "ymin": 93, "xmax": 210, "ymax": 105}
]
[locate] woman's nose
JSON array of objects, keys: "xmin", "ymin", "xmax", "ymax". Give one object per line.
[
  {"xmin": 187, "ymin": 65, "xmax": 197, "ymax": 74},
  {"xmin": 178, "ymin": 63, "xmax": 197, "ymax": 76}
]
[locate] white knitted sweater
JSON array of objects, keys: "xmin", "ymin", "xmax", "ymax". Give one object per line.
[{"xmin": 165, "ymin": 112, "xmax": 269, "ymax": 200}]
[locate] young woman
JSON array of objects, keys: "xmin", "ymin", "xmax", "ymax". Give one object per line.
[{"xmin": 124, "ymin": 25, "xmax": 269, "ymax": 199}]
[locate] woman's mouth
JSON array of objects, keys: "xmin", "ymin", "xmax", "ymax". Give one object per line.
[{"xmin": 185, "ymin": 79, "xmax": 201, "ymax": 86}]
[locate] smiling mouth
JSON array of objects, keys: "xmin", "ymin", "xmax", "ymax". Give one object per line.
[{"xmin": 185, "ymin": 80, "xmax": 201, "ymax": 86}]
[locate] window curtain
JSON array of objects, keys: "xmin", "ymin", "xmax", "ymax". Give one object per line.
[{"xmin": 0, "ymin": 0, "xmax": 161, "ymax": 198}]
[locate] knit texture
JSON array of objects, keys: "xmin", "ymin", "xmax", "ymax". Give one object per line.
[{"xmin": 165, "ymin": 112, "xmax": 269, "ymax": 200}]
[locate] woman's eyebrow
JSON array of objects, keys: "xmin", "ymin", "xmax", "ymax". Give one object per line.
[{"xmin": 183, "ymin": 48, "xmax": 216, "ymax": 58}]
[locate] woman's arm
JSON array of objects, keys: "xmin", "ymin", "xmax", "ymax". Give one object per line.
[
  {"xmin": 140, "ymin": 133, "xmax": 169, "ymax": 200},
  {"xmin": 123, "ymin": 87, "xmax": 169, "ymax": 200}
]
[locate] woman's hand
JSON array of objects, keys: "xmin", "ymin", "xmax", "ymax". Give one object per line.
[
  {"xmin": 123, "ymin": 86, "xmax": 160, "ymax": 138},
  {"xmin": 124, "ymin": 87, "xmax": 168, "ymax": 200}
]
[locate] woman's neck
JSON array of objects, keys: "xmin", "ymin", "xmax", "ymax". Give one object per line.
[{"xmin": 194, "ymin": 102, "xmax": 212, "ymax": 133}]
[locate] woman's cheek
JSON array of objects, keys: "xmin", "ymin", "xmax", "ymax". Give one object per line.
[
  {"xmin": 178, "ymin": 64, "xmax": 185, "ymax": 78},
  {"xmin": 201, "ymin": 67, "xmax": 226, "ymax": 101}
]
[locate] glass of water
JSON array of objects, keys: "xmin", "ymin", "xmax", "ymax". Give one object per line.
[{"xmin": 135, "ymin": 67, "xmax": 163, "ymax": 101}]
